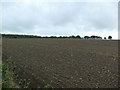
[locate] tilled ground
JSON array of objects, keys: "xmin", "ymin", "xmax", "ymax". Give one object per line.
[{"xmin": 2, "ymin": 38, "xmax": 119, "ymax": 88}]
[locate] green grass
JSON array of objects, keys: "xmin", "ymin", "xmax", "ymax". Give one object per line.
[
  {"xmin": 2, "ymin": 61, "xmax": 53, "ymax": 88},
  {"xmin": 2, "ymin": 62, "xmax": 19, "ymax": 88},
  {"xmin": 43, "ymin": 84, "xmax": 52, "ymax": 88}
]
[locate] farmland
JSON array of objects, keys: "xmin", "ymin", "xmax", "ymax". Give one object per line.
[{"xmin": 2, "ymin": 38, "xmax": 118, "ymax": 88}]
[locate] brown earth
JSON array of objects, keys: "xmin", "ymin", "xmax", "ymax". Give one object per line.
[{"xmin": 2, "ymin": 38, "xmax": 119, "ymax": 88}]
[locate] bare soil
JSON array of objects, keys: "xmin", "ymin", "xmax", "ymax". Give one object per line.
[{"xmin": 2, "ymin": 39, "xmax": 119, "ymax": 88}]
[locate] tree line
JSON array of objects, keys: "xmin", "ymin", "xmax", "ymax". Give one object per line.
[{"xmin": 1, "ymin": 34, "xmax": 112, "ymax": 40}]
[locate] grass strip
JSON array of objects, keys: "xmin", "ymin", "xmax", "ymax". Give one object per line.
[{"xmin": 2, "ymin": 62, "xmax": 19, "ymax": 88}]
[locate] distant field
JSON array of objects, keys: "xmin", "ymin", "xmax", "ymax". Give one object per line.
[{"xmin": 2, "ymin": 38, "xmax": 118, "ymax": 88}]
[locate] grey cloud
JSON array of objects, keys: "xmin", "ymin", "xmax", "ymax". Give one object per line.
[{"xmin": 1, "ymin": 2, "xmax": 118, "ymax": 38}]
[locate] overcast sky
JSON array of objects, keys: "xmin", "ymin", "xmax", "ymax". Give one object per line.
[{"xmin": 1, "ymin": 1, "xmax": 118, "ymax": 39}]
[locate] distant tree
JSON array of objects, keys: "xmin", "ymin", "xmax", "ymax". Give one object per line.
[
  {"xmin": 90, "ymin": 35, "xmax": 102, "ymax": 39},
  {"xmin": 84, "ymin": 36, "xmax": 90, "ymax": 39},
  {"xmin": 2, "ymin": 34, "xmax": 42, "ymax": 38},
  {"xmin": 76, "ymin": 35, "xmax": 81, "ymax": 38},
  {"xmin": 91, "ymin": 35, "xmax": 96, "ymax": 39},
  {"xmin": 63, "ymin": 36, "xmax": 68, "ymax": 38},
  {"xmin": 69, "ymin": 35, "xmax": 75, "ymax": 38},
  {"xmin": 104, "ymin": 37, "xmax": 106, "ymax": 39},
  {"xmin": 50, "ymin": 36, "xmax": 56, "ymax": 38},
  {"xmin": 69, "ymin": 36, "xmax": 72, "ymax": 38},
  {"xmin": 59, "ymin": 36, "xmax": 62, "ymax": 38},
  {"xmin": 96, "ymin": 36, "xmax": 102, "ymax": 39},
  {"xmin": 108, "ymin": 36, "xmax": 112, "ymax": 40},
  {"xmin": 44, "ymin": 36, "xmax": 48, "ymax": 38}
]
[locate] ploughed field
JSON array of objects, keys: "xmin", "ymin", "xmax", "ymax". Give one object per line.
[{"xmin": 2, "ymin": 39, "xmax": 118, "ymax": 88}]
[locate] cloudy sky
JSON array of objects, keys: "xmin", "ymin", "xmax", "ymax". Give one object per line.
[{"xmin": 1, "ymin": 0, "xmax": 118, "ymax": 39}]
